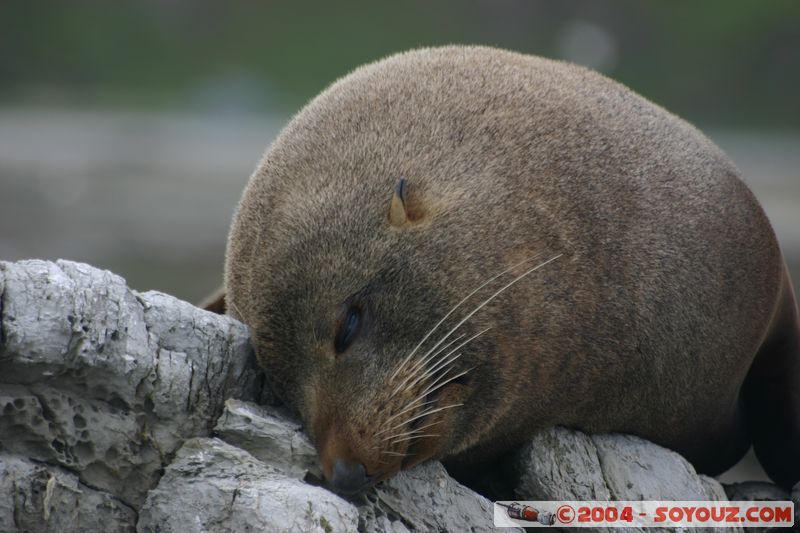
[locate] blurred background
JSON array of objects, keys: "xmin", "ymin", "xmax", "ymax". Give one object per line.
[
  {"xmin": 1, "ymin": 0, "xmax": 798, "ymax": 302},
  {"xmin": 1, "ymin": 0, "xmax": 798, "ymax": 482}
]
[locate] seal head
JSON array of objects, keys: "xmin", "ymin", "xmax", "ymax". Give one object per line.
[{"xmin": 223, "ymin": 46, "xmax": 800, "ymax": 493}]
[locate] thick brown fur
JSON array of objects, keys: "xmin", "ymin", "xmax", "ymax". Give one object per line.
[{"xmin": 223, "ymin": 46, "xmax": 800, "ymax": 491}]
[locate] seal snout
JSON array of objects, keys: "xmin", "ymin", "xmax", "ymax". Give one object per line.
[
  {"xmin": 316, "ymin": 415, "xmax": 384, "ymax": 495},
  {"xmin": 330, "ymin": 459, "xmax": 372, "ymax": 495}
]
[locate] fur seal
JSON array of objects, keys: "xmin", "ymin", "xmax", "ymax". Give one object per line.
[{"xmin": 216, "ymin": 46, "xmax": 800, "ymax": 493}]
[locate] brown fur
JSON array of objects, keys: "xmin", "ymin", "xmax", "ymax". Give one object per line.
[{"xmin": 222, "ymin": 46, "xmax": 800, "ymax": 491}]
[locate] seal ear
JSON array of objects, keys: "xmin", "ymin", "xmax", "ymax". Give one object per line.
[
  {"xmin": 389, "ymin": 179, "xmax": 425, "ymax": 228},
  {"xmin": 388, "ymin": 179, "xmax": 409, "ymax": 226}
]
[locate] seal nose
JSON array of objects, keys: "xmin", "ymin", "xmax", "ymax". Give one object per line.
[{"xmin": 330, "ymin": 459, "xmax": 371, "ymax": 495}]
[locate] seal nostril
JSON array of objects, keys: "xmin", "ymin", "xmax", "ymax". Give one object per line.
[{"xmin": 330, "ymin": 459, "xmax": 371, "ymax": 495}]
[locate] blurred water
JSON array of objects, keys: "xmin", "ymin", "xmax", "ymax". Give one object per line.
[
  {"xmin": 0, "ymin": 108, "xmax": 283, "ymax": 302},
  {"xmin": 1, "ymin": 108, "xmax": 797, "ymax": 303}
]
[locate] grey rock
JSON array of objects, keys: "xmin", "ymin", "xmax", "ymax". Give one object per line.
[
  {"xmin": 517, "ymin": 428, "xmax": 727, "ymax": 502},
  {"xmin": 0, "ymin": 259, "xmax": 265, "ymax": 507},
  {"xmin": 0, "ymin": 382, "xmax": 161, "ymax": 508},
  {"xmin": 515, "ymin": 426, "xmax": 611, "ymax": 501},
  {"xmin": 698, "ymin": 475, "xmax": 730, "ymax": 502},
  {"xmin": 516, "ymin": 428, "xmax": 738, "ymax": 533},
  {"xmin": 1, "ymin": 259, "xmax": 791, "ymax": 532},
  {"xmin": 591, "ymin": 433, "xmax": 724, "ymax": 501},
  {"xmin": 591, "ymin": 435, "xmax": 734, "ymax": 533},
  {"xmin": 724, "ymin": 480, "xmax": 789, "ymax": 502},
  {"xmin": 0, "ymin": 453, "xmax": 137, "ymax": 533},
  {"xmin": 725, "ymin": 481, "xmax": 795, "ymax": 533},
  {"xmin": 214, "ymin": 398, "xmax": 520, "ymax": 532},
  {"xmin": 136, "ymin": 437, "xmax": 359, "ymax": 533},
  {"xmin": 214, "ymin": 399, "xmax": 321, "ymax": 479},
  {"xmin": 364, "ymin": 461, "xmax": 524, "ymax": 533}
]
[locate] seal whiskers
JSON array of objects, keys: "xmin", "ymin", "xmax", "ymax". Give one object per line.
[
  {"xmin": 380, "ymin": 420, "xmax": 442, "ymax": 442},
  {"xmin": 376, "ymin": 253, "xmax": 564, "ymax": 469},
  {"xmin": 388, "ymin": 433, "xmax": 441, "ymax": 445},
  {"xmin": 388, "ymin": 254, "xmax": 563, "ymax": 410},
  {"xmin": 417, "ymin": 366, "xmax": 476, "ymax": 402},
  {"xmin": 395, "ymin": 327, "xmax": 489, "ymax": 396},
  {"xmin": 409, "ymin": 253, "xmax": 563, "ymax": 370},
  {"xmin": 389, "ymin": 333, "xmax": 465, "ymax": 397},
  {"xmin": 390, "ymin": 253, "xmax": 561, "ymax": 399},
  {"xmin": 387, "ymin": 253, "xmax": 546, "ymax": 383},
  {"xmin": 392, "ymin": 403, "xmax": 464, "ymax": 430}
]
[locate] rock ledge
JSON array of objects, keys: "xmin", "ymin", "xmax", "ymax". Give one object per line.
[{"xmin": 0, "ymin": 260, "xmax": 795, "ymax": 532}]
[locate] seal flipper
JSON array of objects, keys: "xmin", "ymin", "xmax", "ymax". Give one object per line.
[
  {"xmin": 743, "ymin": 262, "xmax": 800, "ymax": 490},
  {"xmin": 199, "ymin": 285, "xmax": 227, "ymax": 315}
]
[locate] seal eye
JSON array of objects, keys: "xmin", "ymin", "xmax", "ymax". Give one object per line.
[{"xmin": 334, "ymin": 306, "xmax": 361, "ymax": 354}]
